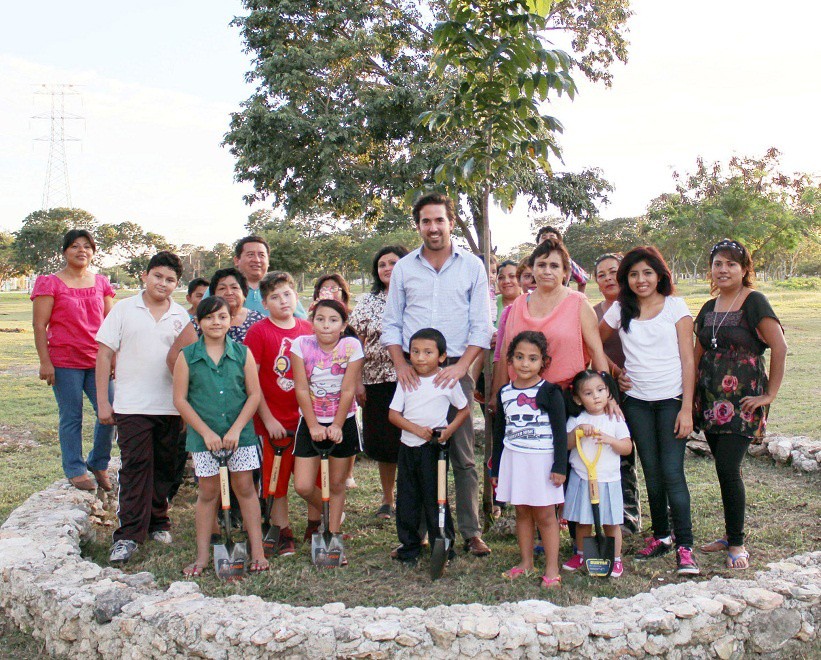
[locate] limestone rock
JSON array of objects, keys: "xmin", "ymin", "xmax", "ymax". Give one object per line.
[
  {"xmin": 665, "ymin": 601, "xmax": 697, "ymax": 619},
  {"xmin": 741, "ymin": 587, "xmax": 784, "ymax": 610},
  {"xmin": 552, "ymin": 621, "xmax": 586, "ymax": 650},
  {"xmin": 714, "ymin": 594, "xmax": 746, "ymax": 616},
  {"xmin": 363, "ymin": 620, "xmax": 401, "ymax": 642},
  {"xmin": 712, "ymin": 635, "xmax": 737, "ymax": 659},
  {"xmin": 641, "ymin": 608, "xmax": 676, "ymax": 634},
  {"xmin": 93, "ymin": 587, "xmax": 136, "ymax": 624},
  {"xmin": 749, "ymin": 608, "xmax": 802, "ymax": 652}
]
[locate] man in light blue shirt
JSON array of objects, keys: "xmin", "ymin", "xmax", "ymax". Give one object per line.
[{"xmin": 382, "ymin": 193, "xmax": 493, "ymax": 556}]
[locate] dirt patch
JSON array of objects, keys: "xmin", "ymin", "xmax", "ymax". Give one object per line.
[
  {"xmin": 0, "ymin": 365, "xmax": 38, "ymax": 377},
  {"xmin": 0, "ymin": 328, "xmax": 25, "ymax": 333},
  {"xmin": 0, "ymin": 426, "xmax": 41, "ymax": 452}
]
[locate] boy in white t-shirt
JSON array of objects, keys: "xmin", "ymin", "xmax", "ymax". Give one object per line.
[
  {"xmin": 96, "ymin": 252, "xmax": 191, "ymax": 565},
  {"xmin": 388, "ymin": 328, "xmax": 470, "ymax": 566}
]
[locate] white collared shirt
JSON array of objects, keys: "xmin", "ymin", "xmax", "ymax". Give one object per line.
[{"xmin": 96, "ymin": 292, "xmax": 190, "ymax": 415}]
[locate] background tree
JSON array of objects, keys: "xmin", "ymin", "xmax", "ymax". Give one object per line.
[
  {"xmin": 0, "ymin": 232, "xmax": 23, "ymax": 283},
  {"xmin": 225, "ymin": 0, "xmax": 626, "ymax": 248},
  {"xmin": 13, "ymin": 208, "xmax": 97, "ymax": 273}
]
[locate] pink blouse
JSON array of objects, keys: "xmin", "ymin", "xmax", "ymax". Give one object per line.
[
  {"xmin": 501, "ymin": 290, "xmax": 590, "ymax": 389},
  {"xmin": 31, "ymin": 274, "xmax": 115, "ymax": 369}
]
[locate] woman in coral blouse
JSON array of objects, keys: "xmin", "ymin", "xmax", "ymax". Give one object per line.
[
  {"xmin": 491, "ymin": 238, "xmax": 610, "ymax": 403},
  {"xmin": 31, "ymin": 229, "xmax": 117, "ymax": 491}
]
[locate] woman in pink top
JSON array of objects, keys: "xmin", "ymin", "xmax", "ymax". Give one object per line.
[
  {"xmin": 31, "ymin": 229, "xmax": 116, "ymax": 491},
  {"xmin": 491, "ymin": 239, "xmax": 610, "ymax": 404}
]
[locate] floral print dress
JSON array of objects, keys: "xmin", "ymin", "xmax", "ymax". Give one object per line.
[{"xmin": 694, "ymin": 291, "xmax": 780, "ymax": 439}]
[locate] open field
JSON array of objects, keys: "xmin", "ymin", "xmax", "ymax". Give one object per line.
[{"xmin": 0, "ymin": 282, "xmax": 819, "ymax": 616}]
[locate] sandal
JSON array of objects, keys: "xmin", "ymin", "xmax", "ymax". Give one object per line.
[
  {"xmin": 726, "ymin": 550, "xmax": 750, "ymax": 570},
  {"xmin": 502, "ymin": 566, "xmax": 532, "ymax": 580},
  {"xmin": 69, "ymin": 474, "xmax": 97, "ymax": 491},
  {"xmin": 182, "ymin": 562, "xmax": 208, "ymax": 577},
  {"xmin": 249, "ymin": 559, "xmax": 270, "ymax": 573},
  {"xmin": 700, "ymin": 538, "xmax": 729, "ymax": 553},
  {"xmin": 540, "ymin": 575, "xmax": 562, "ymax": 589},
  {"xmin": 375, "ymin": 504, "xmax": 394, "ymax": 519}
]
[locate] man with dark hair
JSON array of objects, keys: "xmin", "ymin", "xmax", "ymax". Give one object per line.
[
  {"xmin": 233, "ymin": 236, "xmax": 307, "ymax": 319},
  {"xmin": 383, "ymin": 194, "xmax": 494, "ymax": 557},
  {"xmin": 535, "ymin": 226, "xmax": 588, "ymax": 294}
]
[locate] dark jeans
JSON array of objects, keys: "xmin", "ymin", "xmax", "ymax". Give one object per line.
[
  {"xmin": 623, "ymin": 396, "xmax": 693, "ymax": 548},
  {"xmin": 113, "ymin": 414, "xmax": 182, "ymax": 544},
  {"xmin": 396, "ymin": 442, "xmax": 454, "ymax": 561},
  {"xmin": 705, "ymin": 432, "xmax": 752, "ymax": 546},
  {"xmin": 167, "ymin": 427, "xmax": 189, "ymax": 503}
]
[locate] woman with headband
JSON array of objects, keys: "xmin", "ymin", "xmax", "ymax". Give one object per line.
[{"xmin": 694, "ymin": 239, "xmax": 787, "ymax": 570}]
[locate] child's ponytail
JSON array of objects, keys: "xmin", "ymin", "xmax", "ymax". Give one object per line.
[{"xmin": 566, "ymin": 369, "xmax": 620, "ymax": 416}]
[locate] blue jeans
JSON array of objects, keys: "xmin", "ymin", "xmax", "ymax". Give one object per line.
[
  {"xmin": 52, "ymin": 367, "xmax": 114, "ymax": 479},
  {"xmin": 623, "ymin": 395, "xmax": 693, "ymax": 548}
]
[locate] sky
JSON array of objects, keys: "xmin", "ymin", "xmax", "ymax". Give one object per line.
[{"xmin": 1, "ymin": 0, "xmax": 819, "ymax": 255}]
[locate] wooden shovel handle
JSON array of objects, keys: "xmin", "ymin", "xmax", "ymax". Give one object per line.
[
  {"xmin": 320, "ymin": 456, "xmax": 330, "ymax": 502},
  {"xmin": 588, "ymin": 477, "xmax": 600, "ymax": 505},
  {"xmin": 219, "ymin": 465, "xmax": 230, "ymax": 510},
  {"xmin": 268, "ymin": 453, "xmax": 283, "ymax": 495},
  {"xmin": 437, "ymin": 456, "xmax": 447, "ymax": 504}
]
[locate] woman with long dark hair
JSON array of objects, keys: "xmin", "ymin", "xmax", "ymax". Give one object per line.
[
  {"xmin": 349, "ymin": 245, "xmax": 409, "ymax": 517},
  {"xmin": 599, "ymin": 246, "xmax": 699, "ymax": 575},
  {"xmin": 694, "ymin": 239, "xmax": 786, "ymax": 569}
]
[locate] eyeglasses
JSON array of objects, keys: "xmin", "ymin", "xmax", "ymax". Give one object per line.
[{"xmin": 319, "ymin": 285, "xmax": 341, "ymax": 294}]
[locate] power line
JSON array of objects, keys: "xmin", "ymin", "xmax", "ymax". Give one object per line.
[{"xmin": 32, "ymin": 84, "xmax": 83, "ymax": 209}]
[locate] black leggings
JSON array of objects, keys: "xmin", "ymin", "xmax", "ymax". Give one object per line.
[{"xmin": 705, "ymin": 432, "xmax": 752, "ymax": 547}]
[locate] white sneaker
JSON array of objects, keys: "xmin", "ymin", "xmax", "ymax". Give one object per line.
[
  {"xmin": 149, "ymin": 530, "xmax": 173, "ymax": 544},
  {"xmin": 109, "ymin": 539, "xmax": 138, "ymax": 564}
]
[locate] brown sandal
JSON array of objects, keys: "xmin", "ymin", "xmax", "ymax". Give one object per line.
[
  {"xmin": 92, "ymin": 469, "xmax": 112, "ymax": 492},
  {"xmin": 69, "ymin": 475, "xmax": 97, "ymax": 491}
]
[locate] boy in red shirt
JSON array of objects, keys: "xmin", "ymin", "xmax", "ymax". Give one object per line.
[{"xmin": 244, "ymin": 271, "xmax": 315, "ymax": 555}]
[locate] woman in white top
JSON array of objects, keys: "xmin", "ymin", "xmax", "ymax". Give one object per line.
[{"xmin": 600, "ymin": 246, "xmax": 699, "ymax": 576}]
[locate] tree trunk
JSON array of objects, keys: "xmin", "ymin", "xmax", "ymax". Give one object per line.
[{"xmin": 480, "ymin": 185, "xmax": 494, "ymax": 527}]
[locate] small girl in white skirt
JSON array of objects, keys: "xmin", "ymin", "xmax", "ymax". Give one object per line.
[
  {"xmin": 563, "ymin": 369, "xmax": 632, "ymax": 578},
  {"xmin": 491, "ymin": 331, "xmax": 567, "ymax": 588}
]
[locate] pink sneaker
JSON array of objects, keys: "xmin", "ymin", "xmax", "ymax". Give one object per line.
[
  {"xmin": 635, "ymin": 535, "xmax": 673, "ymax": 560},
  {"xmin": 610, "ymin": 560, "xmax": 623, "ymax": 578},
  {"xmin": 562, "ymin": 553, "xmax": 584, "ymax": 572}
]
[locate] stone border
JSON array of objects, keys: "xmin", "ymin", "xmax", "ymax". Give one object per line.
[
  {"xmin": 748, "ymin": 435, "xmax": 821, "ymax": 473},
  {"xmin": 0, "ymin": 476, "xmax": 818, "ymax": 658}
]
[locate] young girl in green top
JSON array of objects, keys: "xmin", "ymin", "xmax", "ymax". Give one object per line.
[{"xmin": 172, "ymin": 296, "xmax": 267, "ymax": 576}]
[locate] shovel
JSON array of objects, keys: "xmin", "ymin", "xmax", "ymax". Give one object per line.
[
  {"xmin": 429, "ymin": 428, "xmax": 450, "ymax": 580},
  {"xmin": 262, "ymin": 431, "xmax": 295, "ymax": 558},
  {"xmin": 575, "ymin": 429, "xmax": 615, "ymax": 577},
  {"xmin": 311, "ymin": 439, "xmax": 345, "ymax": 568},
  {"xmin": 211, "ymin": 449, "xmax": 248, "ymax": 581}
]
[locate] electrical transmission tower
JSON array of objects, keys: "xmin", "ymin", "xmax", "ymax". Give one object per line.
[{"xmin": 32, "ymin": 84, "xmax": 82, "ymax": 209}]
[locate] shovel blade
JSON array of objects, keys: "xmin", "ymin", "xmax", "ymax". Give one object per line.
[
  {"xmin": 262, "ymin": 524, "xmax": 281, "ymax": 558},
  {"xmin": 583, "ymin": 536, "xmax": 615, "ymax": 577},
  {"xmin": 312, "ymin": 532, "xmax": 344, "ymax": 568},
  {"xmin": 429, "ymin": 537, "xmax": 450, "ymax": 580},
  {"xmin": 214, "ymin": 542, "xmax": 247, "ymax": 581}
]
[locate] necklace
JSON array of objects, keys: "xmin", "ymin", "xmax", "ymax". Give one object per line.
[{"xmin": 711, "ymin": 288, "xmax": 743, "ymax": 349}]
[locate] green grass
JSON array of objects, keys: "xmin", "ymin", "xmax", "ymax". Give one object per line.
[{"xmin": 0, "ymin": 284, "xmax": 819, "ymax": 611}]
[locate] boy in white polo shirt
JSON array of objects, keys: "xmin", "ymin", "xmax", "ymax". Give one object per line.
[
  {"xmin": 388, "ymin": 328, "xmax": 471, "ymax": 566},
  {"xmin": 96, "ymin": 251, "xmax": 190, "ymax": 564}
]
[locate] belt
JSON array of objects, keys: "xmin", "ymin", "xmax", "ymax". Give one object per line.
[{"xmin": 403, "ymin": 352, "xmax": 461, "ymax": 366}]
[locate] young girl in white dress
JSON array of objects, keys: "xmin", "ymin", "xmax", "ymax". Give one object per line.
[
  {"xmin": 490, "ymin": 331, "xmax": 567, "ymax": 588},
  {"xmin": 562, "ymin": 370, "xmax": 632, "ymax": 578}
]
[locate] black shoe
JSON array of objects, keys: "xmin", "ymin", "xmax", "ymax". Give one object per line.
[{"xmin": 391, "ymin": 551, "xmax": 418, "ymax": 567}]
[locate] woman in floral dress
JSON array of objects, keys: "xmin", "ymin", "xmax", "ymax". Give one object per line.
[
  {"xmin": 349, "ymin": 245, "xmax": 408, "ymax": 518},
  {"xmin": 694, "ymin": 239, "xmax": 787, "ymax": 569}
]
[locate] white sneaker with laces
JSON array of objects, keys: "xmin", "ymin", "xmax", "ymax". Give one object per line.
[{"xmin": 109, "ymin": 539, "xmax": 138, "ymax": 564}]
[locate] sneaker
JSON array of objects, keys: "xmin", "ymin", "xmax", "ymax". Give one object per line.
[
  {"xmin": 109, "ymin": 539, "xmax": 138, "ymax": 564},
  {"xmin": 676, "ymin": 546, "xmax": 700, "ymax": 575},
  {"xmin": 610, "ymin": 560, "xmax": 624, "ymax": 578},
  {"xmin": 562, "ymin": 553, "xmax": 585, "ymax": 572},
  {"xmin": 278, "ymin": 528, "xmax": 296, "ymax": 557},
  {"xmin": 149, "ymin": 530, "xmax": 173, "ymax": 544},
  {"xmin": 635, "ymin": 535, "xmax": 673, "ymax": 560}
]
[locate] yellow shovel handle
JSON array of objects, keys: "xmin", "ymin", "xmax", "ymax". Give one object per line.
[{"xmin": 574, "ymin": 428, "xmax": 603, "ymax": 483}]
